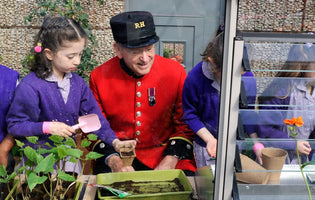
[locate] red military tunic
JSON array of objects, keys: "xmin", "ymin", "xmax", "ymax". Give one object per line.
[{"xmin": 90, "ymin": 55, "xmax": 195, "ymax": 171}]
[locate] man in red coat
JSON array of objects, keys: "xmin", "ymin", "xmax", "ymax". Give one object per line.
[{"xmin": 89, "ymin": 11, "xmax": 196, "ymax": 175}]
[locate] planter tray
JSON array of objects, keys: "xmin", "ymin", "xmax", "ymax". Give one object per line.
[{"xmin": 96, "ymin": 169, "xmax": 193, "ymax": 200}]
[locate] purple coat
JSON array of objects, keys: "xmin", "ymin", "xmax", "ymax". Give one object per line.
[
  {"xmin": 182, "ymin": 61, "xmax": 220, "ymax": 147},
  {"xmin": 257, "ymin": 80, "xmax": 315, "ymax": 153},
  {"xmin": 182, "ymin": 61, "xmax": 258, "ymax": 147},
  {"xmin": 0, "ymin": 65, "xmax": 18, "ymax": 142},
  {"xmin": 6, "ymin": 72, "xmax": 117, "ymax": 148}
]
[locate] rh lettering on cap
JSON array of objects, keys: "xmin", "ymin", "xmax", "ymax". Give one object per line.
[{"xmin": 135, "ymin": 21, "xmax": 145, "ymax": 29}]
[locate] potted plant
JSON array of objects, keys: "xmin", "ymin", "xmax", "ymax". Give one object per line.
[{"xmin": 0, "ymin": 134, "xmax": 103, "ymax": 200}]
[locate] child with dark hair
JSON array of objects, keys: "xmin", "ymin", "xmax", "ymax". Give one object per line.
[
  {"xmin": 182, "ymin": 33, "xmax": 223, "ymax": 168},
  {"xmin": 258, "ymin": 43, "xmax": 315, "ymax": 164},
  {"xmin": 6, "ymin": 16, "xmax": 135, "ymax": 173},
  {"xmin": 182, "ymin": 32, "xmax": 261, "ymax": 167}
]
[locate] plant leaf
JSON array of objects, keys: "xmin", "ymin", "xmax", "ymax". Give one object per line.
[
  {"xmin": 35, "ymin": 153, "xmax": 55, "ymax": 174},
  {"xmin": 57, "ymin": 170, "xmax": 76, "ymax": 182},
  {"xmin": 85, "ymin": 152, "xmax": 104, "ymax": 160},
  {"xmin": 81, "ymin": 138, "xmax": 91, "ymax": 148},
  {"xmin": 26, "ymin": 136, "xmax": 38, "ymax": 144},
  {"xmin": 27, "ymin": 172, "xmax": 47, "ymax": 192},
  {"xmin": 301, "ymin": 161, "xmax": 313, "ymax": 169},
  {"xmin": 57, "ymin": 145, "xmax": 68, "ymax": 159},
  {"xmin": 0, "ymin": 165, "xmax": 7, "ymax": 177},
  {"xmin": 24, "ymin": 146, "xmax": 38, "ymax": 162},
  {"xmin": 87, "ymin": 134, "xmax": 98, "ymax": 141},
  {"xmin": 49, "ymin": 135, "xmax": 64, "ymax": 144},
  {"xmin": 65, "ymin": 137, "xmax": 76, "ymax": 148},
  {"xmin": 18, "ymin": 166, "xmax": 26, "ymax": 173},
  {"xmin": 38, "ymin": 147, "xmax": 58, "ymax": 155},
  {"xmin": 15, "ymin": 139, "xmax": 25, "ymax": 148},
  {"xmin": 0, "ymin": 178, "xmax": 7, "ymax": 183},
  {"xmin": 66, "ymin": 148, "xmax": 83, "ymax": 159},
  {"xmin": 7, "ymin": 172, "xmax": 17, "ymax": 181},
  {"xmin": 45, "ymin": 142, "xmax": 53, "ymax": 148},
  {"xmin": 68, "ymin": 157, "xmax": 78, "ymax": 163}
]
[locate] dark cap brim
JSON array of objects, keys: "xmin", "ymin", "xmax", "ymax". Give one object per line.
[{"xmin": 119, "ymin": 35, "xmax": 159, "ymax": 49}]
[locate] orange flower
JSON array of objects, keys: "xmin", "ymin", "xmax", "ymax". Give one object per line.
[
  {"xmin": 283, "ymin": 116, "xmax": 304, "ymax": 127},
  {"xmin": 294, "ymin": 116, "xmax": 304, "ymax": 127},
  {"xmin": 283, "ymin": 118, "xmax": 294, "ymax": 125}
]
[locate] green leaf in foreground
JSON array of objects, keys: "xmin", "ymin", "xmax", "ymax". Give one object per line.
[
  {"xmin": 57, "ymin": 170, "xmax": 76, "ymax": 182},
  {"xmin": 27, "ymin": 172, "xmax": 47, "ymax": 191}
]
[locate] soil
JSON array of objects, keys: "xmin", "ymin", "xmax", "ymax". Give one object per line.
[{"xmin": 99, "ymin": 178, "xmax": 185, "ymax": 197}]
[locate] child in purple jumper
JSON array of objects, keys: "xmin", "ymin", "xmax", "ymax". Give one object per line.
[
  {"xmin": 6, "ymin": 16, "xmax": 135, "ymax": 173},
  {"xmin": 0, "ymin": 65, "xmax": 18, "ymax": 173},
  {"xmin": 182, "ymin": 32, "xmax": 261, "ymax": 168}
]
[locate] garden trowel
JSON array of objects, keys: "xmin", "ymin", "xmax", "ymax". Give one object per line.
[{"xmin": 72, "ymin": 114, "xmax": 101, "ymax": 133}]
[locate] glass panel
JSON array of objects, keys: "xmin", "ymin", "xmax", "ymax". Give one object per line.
[{"xmin": 237, "ymin": 41, "xmax": 315, "ymax": 199}]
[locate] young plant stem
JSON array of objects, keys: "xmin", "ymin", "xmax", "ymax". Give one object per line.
[
  {"xmin": 41, "ymin": 180, "xmax": 50, "ymax": 198},
  {"xmin": 294, "ymin": 133, "xmax": 312, "ymax": 200},
  {"xmin": 4, "ymin": 181, "xmax": 18, "ymax": 200},
  {"xmin": 62, "ymin": 181, "xmax": 76, "ymax": 198}
]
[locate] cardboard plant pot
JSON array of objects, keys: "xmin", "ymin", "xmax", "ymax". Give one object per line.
[
  {"xmin": 236, "ymin": 154, "xmax": 270, "ymax": 184},
  {"xmin": 119, "ymin": 144, "xmax": 136, "ymax": 166},
  {"xmin": 261, "ymin": 148, "xmax": 288, "ymax": 184}
]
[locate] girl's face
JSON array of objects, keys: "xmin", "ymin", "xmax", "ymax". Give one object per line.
[
  {"xmin": 114, "ymin": 43, "xmax": 155, "ymax": 76},
  {"xmin": 44, "ymin": 38, "xmax": 85, "ymax": 80}
]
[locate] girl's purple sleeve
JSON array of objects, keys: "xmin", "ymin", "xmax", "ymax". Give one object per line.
[
  {"xmin": 6, "ymin": 82, "xmax": 43, "ymax": 137},
  {"xmin": 182, "ymin": 71, "xmax": 205, "ymax": 134},
  {"xmin": 257, "ymin": 96, "xmax": 295, "ymax": 150}
]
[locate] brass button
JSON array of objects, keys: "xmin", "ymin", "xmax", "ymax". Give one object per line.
[
  {"xmin": 136, "ymin": 111, "xmax": 141, "ymax": 117},
  {"xmin": 136, "ymin": 121, "xmax": 141, "ymax": 126},
  {"xmin": 137, "ymin": 81, "xmax": 141, "ymax": 87},
  {"xmin": 136, "ymin": 130, "xmax": 141, "ymax": 135},
  {"xmin": 136, "ymin": 102, "xmax": 141, "ymax": 107},
  {"xmin": 135, "ymin": 138, "xmax": 139, "ymax": 141},
  {"xmin": 136, "ymin": 92, "xmax": 141, "ymax": 97}
]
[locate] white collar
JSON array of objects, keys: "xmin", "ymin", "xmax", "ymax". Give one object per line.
[{"xmin": 202, "ymin": 61, "xmax": 220, "ymax": 92}]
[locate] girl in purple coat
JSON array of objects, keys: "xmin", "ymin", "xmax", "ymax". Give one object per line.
[
  {"xmin": 6, "ymin": 16, "xmax": 135, "ymax": 173},
  {"xmin": 258, "ymin": 43, "xmax": 315, "ymax": 164}
]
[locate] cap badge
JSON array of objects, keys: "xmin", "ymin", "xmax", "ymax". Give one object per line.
[{"xmin": 135, "ymin": 21, "xmax": 145, "ymax": 29}]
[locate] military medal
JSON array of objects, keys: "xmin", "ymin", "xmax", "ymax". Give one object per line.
[{"xmin": 148, "ymin": 88, "xmax": 156, "ymax": 106}]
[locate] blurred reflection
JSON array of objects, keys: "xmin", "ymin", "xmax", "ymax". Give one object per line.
[{"xmin": 257, "ymin": 43, "xmax": 315, "ymax": 164}]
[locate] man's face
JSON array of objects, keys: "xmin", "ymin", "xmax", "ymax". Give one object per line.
[{"xmin": 115, "ymin": 44, "xmax": 155, "ymax": 76}]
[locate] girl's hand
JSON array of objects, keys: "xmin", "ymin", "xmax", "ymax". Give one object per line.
[
  {"xmin": 206, "ymin": 138, "xmax": 217, "ymax": 158},
  {"xmin": 297, "ymin": 140, "xmax": 312, "ymax": 155},
  {"xmin": 0, "ymin": 135, "xmax": 15, "ymax": 168},
  {"xmin": 254, "ymin": 148, "xmax": 263, "ymax": 165},
  {"xmin": 49, "ymin": 122, "xmax": 74, "ymax": 137}
]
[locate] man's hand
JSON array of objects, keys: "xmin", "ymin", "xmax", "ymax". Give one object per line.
[
  {"xmin": 112, "ymin": 139, "xmax": 137, "ymax": 153},
  {"xmin": 107, "ymin": 154, "xmax": 135, "ymax": 172},
  {"xmin": 154, "ymin": 155, "xmax": 178, "ymax": 170}
]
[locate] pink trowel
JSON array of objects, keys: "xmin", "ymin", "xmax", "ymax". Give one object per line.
[{"xmin": 72, "ymin": 114, "xmax": 101, "ymax": 133}]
